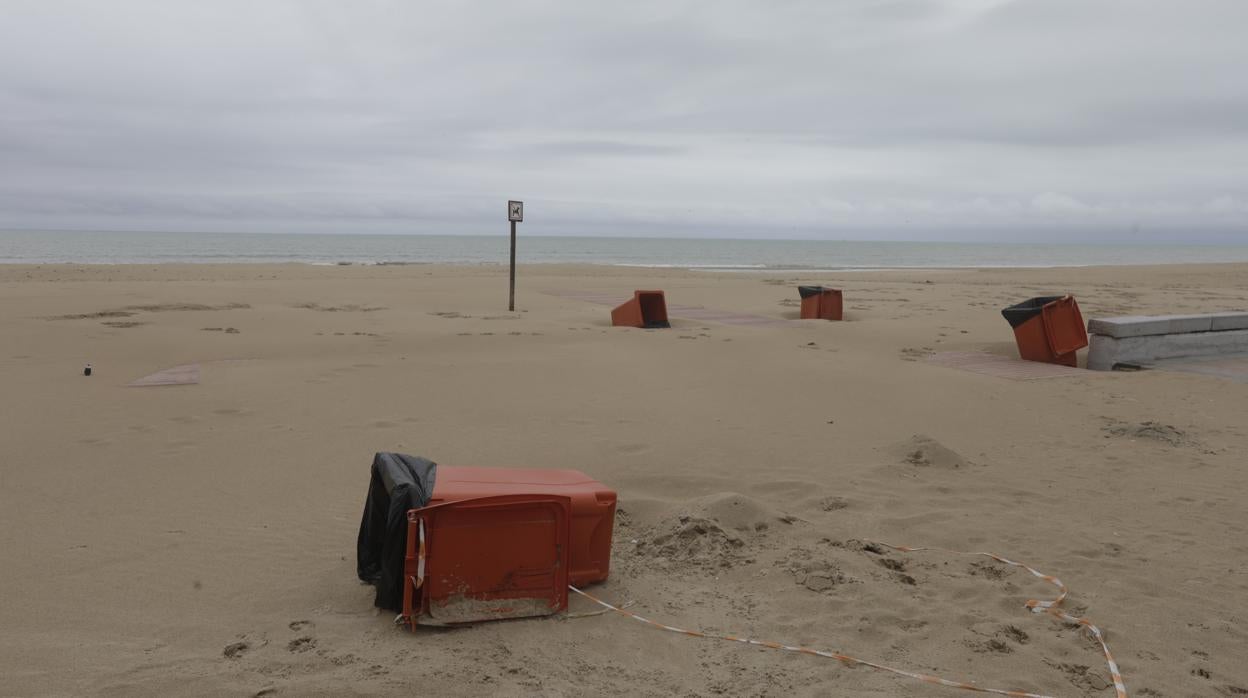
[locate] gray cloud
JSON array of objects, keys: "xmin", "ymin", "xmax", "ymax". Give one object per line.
[{"xmin": 1, "ymin": 0, "xmax": 1246, "ymax": 241}]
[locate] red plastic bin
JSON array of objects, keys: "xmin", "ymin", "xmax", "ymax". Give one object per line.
[
  {"xmin": 798, "ymin": 286, "xmax": 843, "ymax": 321},
  {"xmin": 402, "ymin": 494, "xmax": 570, "ymax": 627},
  {"xmin": 427, "ymin": 466, "xmax": 617, "ymax": 587},
  {"xmin": 611, "ymin": 290, "xmax": 670, "ymax": 328},
  {"xmin": 1001, "ymin": 295, "xmax": 1088, "ymax": 366}
]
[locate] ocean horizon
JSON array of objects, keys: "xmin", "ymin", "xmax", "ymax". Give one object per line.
[{"xmin": 3, "ymin": 229, "xmax": 1248, "ymax": 270}]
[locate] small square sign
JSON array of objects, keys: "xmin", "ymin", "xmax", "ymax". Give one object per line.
[{"xmin": 508, "ymin": 200, "xmax": 524, "ymax": 222}]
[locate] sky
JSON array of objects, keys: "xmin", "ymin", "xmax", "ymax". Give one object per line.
[{"xmin": 1, "ymin": 0, "xmax": 1247, "ymax": 242}]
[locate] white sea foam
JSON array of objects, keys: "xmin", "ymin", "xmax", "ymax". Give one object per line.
[{"xmin": 2, "ymin": 230, "xmax": 1246, "ymax": 268}]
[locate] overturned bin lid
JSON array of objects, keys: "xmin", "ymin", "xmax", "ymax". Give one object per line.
[
  {"xmin": 402, "ymin": 494, "xmax": 571, "ymax": 627},
  {"xmin": 1000, "ymin": 296, "xmax": 1067, "ymax": 329},
  {"xmin": 798, "ymin": 285, "xmax": 826, "ymax": 299}
]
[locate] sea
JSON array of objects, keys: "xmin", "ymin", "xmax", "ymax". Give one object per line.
[{"xmin": 3, "ymin": 229, "xmax": 1248, "ymax": 271}]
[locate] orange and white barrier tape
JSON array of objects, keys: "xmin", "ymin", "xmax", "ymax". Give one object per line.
[
  {"xmin": 872, "ymin": 541, "xmax": 1126, "ymax": 698},
  {"xmin": 570, "ymin": 542, "xmax": 1127, "ymax": 698},
  {"xmin": 415, "ymin": 519, "xmax": 426, "ymax": 587},
  {"xmin": 396, "ymin": 519, "xmax": 428, "ymax": 627}
]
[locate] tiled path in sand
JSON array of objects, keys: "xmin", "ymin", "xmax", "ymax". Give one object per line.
[
  {"xmin": 127, "ymin": 363, "xmax": 201, "ymax": 386},
  {"xmin": 923, "ymin": 351, "xmax": 1088, "ymax": 380},
  {"xmin": 543, "ymin": 289, "xmax": 790, "ymax": 328},
  {"xmin": 1151, "ymin": 353, "xmax": 1248, "ymax": 383},
  {"xmin": 928, "ymin": 350, "xmax": 1248, "ymax": 383}
]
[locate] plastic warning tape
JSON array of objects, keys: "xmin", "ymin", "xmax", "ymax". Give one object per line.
[
  {"xmin": 416, "ymin": 519, "xmax": 426, "ymax": 587},
  {"xmin": 396, "ymin": 519, "xmax": 428, "ymax": 628},
  {"xmin": 872, "ymin": 541, "xmax": 1126, "ymax": 698},
  {"xmin": 570, "ymin": 542, "xmax": 1127, "ymax": 697}
]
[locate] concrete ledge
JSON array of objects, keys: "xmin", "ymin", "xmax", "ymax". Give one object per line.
[
  {"xmin": 1211, "ymin": 313, "xmax": 1248, "ymax": 332},
  {"xmin": 1087, "ymin": 329, "xmax": 1248, "ymax": 370},
  {"xmin": 1087, "ymin": 312, "xmax": 1248, "ymax": 338}
]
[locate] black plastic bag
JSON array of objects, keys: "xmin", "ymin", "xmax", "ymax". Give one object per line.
[{"xmin": 357, "ymin": 453, "xmax": 438, "ymax": 611}]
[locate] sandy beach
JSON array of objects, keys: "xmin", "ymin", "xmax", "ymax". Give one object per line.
[{"xmin": 2, "ymin": 261, "xmax": 1246, "ymax": 697}]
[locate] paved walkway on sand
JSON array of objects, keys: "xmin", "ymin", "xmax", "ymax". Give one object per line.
[
  {"xmin": 1151, "ymin": 353, "xmax": 1248, "ymax": 383},
  {"xmin": 543, "ymin": 289, "xmax": 791, "ymax": 328},
  {"xmin": 923, "ymin": 351, "xmax": 1089, "ymax": 380}
]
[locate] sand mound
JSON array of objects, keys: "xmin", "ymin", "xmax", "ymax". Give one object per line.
[
  {"xmin": 641, "ymin": 515, "xmax": 745, "ymax": 568},
  {"xmin": 636, "ymin": 492, "xmax": 797, "ymax": 569},
  {"xmin": 894, "ymin": 434, "xmax": 971, "ymax": 469},
  {"xmin": 1102, "ymin": 420, "xmax": 1198, "ymax": 447},
  {"xmin": 686, "ymin": 491, "xmax": 798, "ymax": 533}
]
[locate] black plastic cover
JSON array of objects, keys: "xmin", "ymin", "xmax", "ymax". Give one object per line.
[
  {"xmin": 798, "ymin": 285, "xmax": 826, "ymax": 299},
  {"xmin": 1000, "ymin": 296, "xmax": 1064, "ymax": 329},
  {"xmin": 357, "ymin": 453, "xmax": 438, "ymax": 611}
]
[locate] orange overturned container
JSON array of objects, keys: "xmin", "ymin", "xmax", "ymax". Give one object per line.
[
  {"xmin": 398, "ymin": 467, "xmax": 616, "ymax": 628},
  {"xmin": 402, "ymin": 494, "xmax": 571, "ymax": 627},
  {"xmin": 428, "ymin": 466, "xmax": 617, "ymax": 587},
  {"xmin": 798, "ymin": 286, "xmax": 843, "ymax": 321},
  {"xmin": 1001, "ymin": 295, "xmax": 1088, "ymax": 366},
  {"xmin": 611, "ymin": 290, "xmax": 670, "ymax": 328}
]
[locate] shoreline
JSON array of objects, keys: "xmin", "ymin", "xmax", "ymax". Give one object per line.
[
  {"xmin": 5, "ymin": 259, "xmax": 1248, "ymax": 272},
  {"xmin": 7, "ymin": 231, "xmax": 1248, "ymax": 270}
]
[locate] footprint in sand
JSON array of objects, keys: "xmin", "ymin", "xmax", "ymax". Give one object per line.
[
  {"xmin": 968, "ymin": 638, "xmax": 1014, "ymax": 654},
  {"xmin": 287, "ymin": 637, "xmax": 316, "ymax": 653},
  {"xmin": 817, "ymin": 496, "xmax": 850, "ymax": 511},
  {"xmin": 967, "ymin": 560, "xmax": 1009, "ymax": 580}
]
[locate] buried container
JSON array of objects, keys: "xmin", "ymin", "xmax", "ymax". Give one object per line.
[
  {"xmin": 429, "ymin": 466, "xmax": 616, "ymax": 587},
  {"xmin": 798, "ymin": 286, "xmax": 843, "ymax": 321},
  {"xmin": 611, "ymin": 290, "xmax": 670, "ymax": 328},
  {"xmin": 401, "ymin": 494, "xmax": 571, "ymax": 627},
  {"xmin": 1001, "ymin": 295, "xmax": 1088, "ymax": 366},
  {"xmin": 357, "ymin": 453, "xmax": 617, "ymax": 622}
]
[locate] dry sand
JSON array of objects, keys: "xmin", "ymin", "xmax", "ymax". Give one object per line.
[{"xmin": 1, "ymin": 262, "xmax": 1247, "ymax": 697}]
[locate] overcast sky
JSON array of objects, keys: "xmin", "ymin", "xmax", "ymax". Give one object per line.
[{"xmin": 2, "ymin": 0, "xmax": 1247, "ymax": 241}]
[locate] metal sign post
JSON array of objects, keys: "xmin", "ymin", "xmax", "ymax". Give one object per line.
[{"xmin": 508, "ymin": 200, "xmax": 523, "ymax": 311}]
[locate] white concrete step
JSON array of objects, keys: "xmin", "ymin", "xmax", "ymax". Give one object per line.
[
  {"xmin": 1087, "ymin": 312, "xmax": 1248, "ymax": 338},
  {"xmin": 1087, "ymin": 329, "xmax": 1248, "ymax": 370}
]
